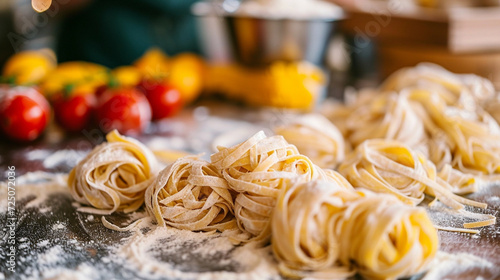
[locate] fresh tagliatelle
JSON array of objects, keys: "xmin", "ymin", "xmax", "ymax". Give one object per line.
[
  {"xmin": 406, "ymin": 87, "xmax": 500, "ymax": 176},
  {"xmin": 326, "ymin": 63, "xmax": 500, "ymax": 181},
  {"xmin": 274, "ymin": 113, "xmax": 345, "ymax": 169},
  {"xmin": 272, "ymin": 180, "xmax": 358, "ymax": 279},
  {"xmin": 210, "ymin": 131, "xmax": 337, "ymax": 242},
  {"xmin": 68, "ymin": 130, "xmax": 158, "ymax": 215},
  {"xmin": 145, "ymin": 156, "xmax": 238, "ymax": 232},
  {"xmin": 381, "ymin": 63, "xmax": 496, "ymax": 109},
  {"xmin": 338, "ymin": 139, "xmax": 496, "ymax": 230},
  {"xmin": 271, "ymin": 180, "xmax": 439, "ymax": 280},
  {"xmin": 333, "ymin": 190, "xmax": 439, "ymax": 280},
  {"xmin": 338, "ymin": 139, "xmax": 485, "ymax": 210},
  {"xmin": 344, "ymin": 91, "xmax": 427, "ymax": 149}
]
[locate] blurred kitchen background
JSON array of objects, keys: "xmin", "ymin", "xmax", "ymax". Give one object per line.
[{"xmin": 1, "ymin": 0, "xmax": 500, "ymax": 101}]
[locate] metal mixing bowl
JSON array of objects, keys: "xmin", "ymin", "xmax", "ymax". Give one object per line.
[
  {"xmin": 192, "ymin": 1, "xmax": 343, "ymax": 67},
  {"xmin": 225, "ymin": 16, "xmax": 336, "ymax": 67}
]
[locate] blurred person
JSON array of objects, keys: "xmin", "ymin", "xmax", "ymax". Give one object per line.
[
  {"xmin": 54, "ymin": 0, "xmax": 201, "ymax": 68},
  {"xmin": 0, "ymin": 0, "xmax": 15, "ymax": 66}
]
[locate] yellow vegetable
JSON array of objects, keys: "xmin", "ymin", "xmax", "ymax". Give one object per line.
[
  {"xmin": 133, "ymin": 48, "xmax": 170, "ymax": 81},
  {"xmin": 40, "ymin": 61, "xmax": 108, "ymax": 96},
  {"xmin": 2, "ymin": 49, "xmax": 56, "ymax": 85},
  {"xmin": 168, "ymin": 53, "xmax": 205, "ymax": 104},
  {"xmin": 111, "ymin": 66, "xmax": 142, "ymax": 87},
  {"xmin": 205, "ymin": 61, "xmax": 325, "ymax": 110}
]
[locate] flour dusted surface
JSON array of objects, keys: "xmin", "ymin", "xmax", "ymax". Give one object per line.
[
  {"xmin": 1, "ymin": 171, "xmax": 499, "ymax": 280},
  {"xmin": 1, "ymin": 172, "xmax": 280, "ymax": 280},
  {"xmin": 115, "ymin": 219, "xmax": 280, "ymax": 280}
]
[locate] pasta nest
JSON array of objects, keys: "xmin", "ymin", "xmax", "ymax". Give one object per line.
[
  {"xmin": 339, "ymin": 139, "xmax": 432, "ymax": 206},
  {"xmin": 272, "ymin": 180, "xmax": 357, "ymax": 279},
  {"xmin": 145, "ymin": 156, "xmax": 237, "ymax": 232},
  {"xmin": 68, "ymin": 130, "xmax": 158, "ymax": 214},
  {"xmin": 381, "ymin": 62, "xmax": 495, "ymax": 108},
  {"xmin": 333, "ymin": 190, "xmax": 439, "ymax": 280},
  {"xmin": 344, "ymin": 91, "xmax": 426, "ymax": 149},
  {"xmin": 410, "ymin": 88, "xmax": 500, "ymax": 175},
  {"xmin": 274, "ymin": 113, "xmax": 345, "ymax": 169},
  {"xmin": 338, "ymin": 139, "xmax": 484, "ymax": 210},
  {"xmin": 211, "ymin": 131, "xmax": 334, "ymax": 240},
  {"xmin": 440, "ymin": 109, "xmax": 500, "ymax": 175},
  {"xmin": 271, "ymin": 180, "xmax": 438, "ymax": 280}
]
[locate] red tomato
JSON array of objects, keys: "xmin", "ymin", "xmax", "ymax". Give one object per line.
[
  {"xmin": 0, "ymin": 86, "xmax": 50, "ymax": 141},
  {"xmin": 52, "ymin": 92, "xmax": 96, "ymax": 133},
  {"xmin": 138, "ymin": 80, "xmax": 183, "ymax": 120},
  {"xmin": 95, "ymin": 87, "xmax": 151, "ymax": 135}
]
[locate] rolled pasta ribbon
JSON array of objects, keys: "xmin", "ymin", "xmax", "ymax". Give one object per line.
[
  {"xmin": 425, "ymin": 133, "xmax": 453, "ymax": 171},
  {"xmin": 344, "ymin": 91, "xmax": 426, "ymax": 149},
  {"xmin": 333, "ymin": 190, "xmax": 439, "ymax": 280},
  {"xmin": 338, "ymin": 139, "xmax": 486, "ymax": 210},
  {"xmin": 145, "ymin": 156, "xmax": 237, "ymax": 232},
  {"xmin": 68, "ymin": 130, "xmax": 158, "ymax": 215},
  {"xmin": 441, "ymin": 110, "xmax": 500, "ymax": 176},
  {"xmin": 211, "ymin": 131, "xmax": 336, "ymax": 241},
  {"xmin": 274, "ymin": 113, "xmax": 345, "ymax": 169},
  {"xmin": 272, "ymin": 180, "xmax": 358, "ymax": 279},
  {"xmin": 381, "ymin": 63, "xmax": 495, "ymax": 108},
  {"xmin": 407, "ymin": 87, "xmax": 500, "ymax": 176},
  {"xmin": 437, "ymin": 164, "xmax": 478, "ymax": 195}
]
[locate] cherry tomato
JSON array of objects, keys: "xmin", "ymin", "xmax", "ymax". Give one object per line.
[
  {"xmin": 52, "ymin": 91, "xmax": 96, "ymax": 133},
  {"xmin": 0, "ymin": 86, "xmax": 50, "ymax": 141},
  {"xmin": 138, "ymin": 80, "xmax": 183, "ymax": 120},
  {"xmin": 95, "ymin": 87, "xmax": 151, "ymax": 135}
]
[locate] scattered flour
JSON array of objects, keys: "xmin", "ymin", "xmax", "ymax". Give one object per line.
[
  {"xmin": 25, "ymin": 149, "xmax": 52, "ymax": 161},
  {"xmin": 114, "ymin": 219, "xmax": 281, "ymax": 280},
  {"xmin": 0, "ymin": 172, "xmax": 69, "ymax": 210},
  {"xmin": 37, "ymin": 240, "xmax": 50, "ymax": 248},
  {"xmin": 37, "ymin": 245, "xmax": 64, "ymax": 266},
  {"xmin": 42, "ymin": 149, "xmax": 88, "ymax": 170},
  {"xmin": 25, "ymin": 149, "xmax": 88, "ymax": 170},
  {"xmin": 423, "ymin": 252, "xmax": 497, "ymax": 280},
  {"xmin": 34, "ymin": 263, "xmax": 98, "ymax": 280},
  {"xmin": 486, "ymin": 196, "xmax": 500, "ymax": 207},
  {"xmin": 2, "ymin": 170, "xmax": 499, "ymax": 280},
  {"xmin": 52, "ymin": 222, "xmax": 66, "ymax": 231}
]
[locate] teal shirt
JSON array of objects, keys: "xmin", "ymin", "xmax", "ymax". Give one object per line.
[{"xmin": 56, "ymin": 0, "xmax": 201, "ymax": 68}]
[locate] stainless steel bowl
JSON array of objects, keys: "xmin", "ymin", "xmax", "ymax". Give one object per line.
[
  {"xmin": 224, "ymin": 16, "xmax": 336, "ymax": 67},
  {"xmin": 192, "ymin": 1, "xmax": 342, "ymax": 67}
]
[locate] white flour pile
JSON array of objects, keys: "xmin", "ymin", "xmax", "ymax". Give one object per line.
[{"xmin": 1, "ymin": 170, "xmax": 499, "ymax": 280}]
